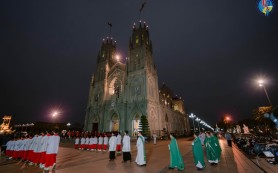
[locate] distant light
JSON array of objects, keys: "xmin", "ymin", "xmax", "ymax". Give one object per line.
[
  {"xmin": 258, "ymin": 79, "xmax": 264, "ymax": 84},
  {"xmin": 115, "ymin": 54, "xmax": 121, "ymax": 61},
  {"xmin": 52, "ymin": 111, "xmax": 58, "ymax": 117}
]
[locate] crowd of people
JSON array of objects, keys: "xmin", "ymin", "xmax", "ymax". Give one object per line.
[
  {"xmin": 72, "ymin": 130, "xmax": 146, "ymax": 166},
  {"xmin": 4, "ymin": 130, "xmax": 60, "ymax": 172},
  {"xmin": 192, "ymin": 131, "xmax": 222, "ymax": 171},
  {"xmin": 3, "ymin": 129, "xmax": 225, "ymax": 172}
]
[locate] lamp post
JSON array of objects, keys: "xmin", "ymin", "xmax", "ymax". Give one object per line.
[
  {"xmin": 67, "ymin": 123, "xmax": 71, "ymax": 129},
  {"xmin": 225, "ymin": 116, "xmax": 231, "ymax": 132},
  {"xmin": 258, "ymin": 79, "xmax": 272, "ymax": 106},
  {"xmin": 51, "ymin": 111, "xmax": 60, "ymax": 130},
  {"xmin": 189, "ymin": 113, "xmax": 196, "ymax": 133},
  {"xmin": 195, "ymin": 118, "xmax": 201, "ymax": 132}
]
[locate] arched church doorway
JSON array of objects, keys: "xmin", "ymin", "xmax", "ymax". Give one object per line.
[
  {"xmin": 110, "ymin": 113, "xmax": 119, "ymax": 132},
  {"xmin": 92, "ymin": 116, "xmax": 99, "ymax": 133},
  {"xmin": 132, "ymin": 114, "xmax": 140, "ymax": 136}
]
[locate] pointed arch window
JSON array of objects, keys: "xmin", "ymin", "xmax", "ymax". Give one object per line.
[{"xmin": 114, "ymin": 79, "xmax": 121, "ymax": 98}]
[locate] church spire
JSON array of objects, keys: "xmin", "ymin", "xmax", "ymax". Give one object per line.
[{"xmin": 129, "ymin": 20, "xmax": 152, "ymax": 53}]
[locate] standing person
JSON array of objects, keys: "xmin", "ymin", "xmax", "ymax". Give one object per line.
[
  {"xmin": 152, "ymin": 133, "xmax": 157, "ymax": 145},
  {"xmin": 224, "ymin": 132, "xmax": 232, "ymax": 147},
  {"xmin": 97, "ymin": 134, "xmax": 103, "ymax": 151},
  {"xmin": 108, "ymin": 133, "xmax": 117, "ymax": 161},
  {"xmin": 122, "ymin": 131, "xmax": 131, "ymax": 162},
  {"xmin": 85, "ymin": 135, "xmax": 90, "ymax": 150},
  {"xmin": 74, "ymin": 136, "xmax": 79, "ymax": 149},
  {"xmin": 168, "ymin": 134, "xmax": 184, "ymax": 171},
  {"xmin": 199, "ymin": 132, "xmax": 206, "ymax": 146},
  {"xmin": 44, "ymin": 130, "xmax": 60, "ymax": 172},
  {"xmin": 205, "ymin": 132, "xmax": 221, "ymax": 166},
  {"xmin": 80, "ymin": 135, "xmax": 85, "ymax": 150},
  {"xmin": 103, "ymin": 133, "xmax": 108, "ymax": 152},
  {"xmin": 33, "ymin": 133, "xmax": 43, "ymax": 165},
  {"xmin": 89, "ymin": 135, "xmax": 94, "ymax": 151},
  {"xmin": 135, "ymin": 132, "xmax": 146, "ymax": 166},
  {"xmin": 92, "ymin": 135, "xmax": 98, "ymax": 151},
  {"xmin": 28, "ymin": 134, "xmax": 38, "ymax": 165},
  {"xmin": 5, "ymin": 139, "xmax": 12, "ymax": 158},
  {"xmin": 39, "ymin": 131, "xmax": 49, "ymax": 169},
  {"xmin": 116, "ymin": 132, "xmax": 122, "ymax": 155},
  {"xmin": 192, "ymin": 132, "xmax": 205, "ymax": 171}
]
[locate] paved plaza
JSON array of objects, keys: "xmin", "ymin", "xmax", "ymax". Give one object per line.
[{"xmin": 0, "ymin": 137, "xmax": 277, "ymax": 173}]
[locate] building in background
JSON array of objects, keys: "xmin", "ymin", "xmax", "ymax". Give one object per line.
[{"xmin": 84, "ymin": 21, "xmax": 190, "ymax": 136}]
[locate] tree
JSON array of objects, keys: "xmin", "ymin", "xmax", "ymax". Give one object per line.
[{"xmin": 138, "ymin": 115, "xmax": 150, "ymax": 137}]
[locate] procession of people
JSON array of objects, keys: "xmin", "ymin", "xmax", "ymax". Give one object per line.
[
  {"xmin": 4, "ymin": 129, "xmax": 222, "ymax": 172},
  {"xmin": 4, "ymin": 130, "xmax": 60, "ymax": 172}
]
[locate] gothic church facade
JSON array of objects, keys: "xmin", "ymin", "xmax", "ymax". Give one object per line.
[{"xmin": 84, "ymin": 21, "xmax": 190, "ymax": 136}]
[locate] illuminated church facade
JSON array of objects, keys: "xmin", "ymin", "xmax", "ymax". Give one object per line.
[{"xmin": 84, "ymin": 21, "xmax": 190, "ymax": 136}]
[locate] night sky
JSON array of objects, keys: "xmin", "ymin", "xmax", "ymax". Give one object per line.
[{"xmin": 1, "ymin": 1, "xmax": 277, "ymax": 126}]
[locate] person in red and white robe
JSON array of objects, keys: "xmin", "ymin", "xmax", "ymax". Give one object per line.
[
  {"xmin": 97, "ymin": 135, "xmax": 103, "ymax": 151},
  {"xmin": 80, "ymin": 136, "xmax": 85, "ymax": 150},
  {"xmin": 22, "ymin": 136, "xmax": 31, "ymax": 161},
  {"xmin": 116, "ymin": 133, "xmax": 122, "ymax": 154},
  {"xmin": 89, "ymin": 135, "xmax": 94, "ymax": 151},
  {"xmin": 38, "ymin": 132, "xmax": 49, "ymax": 169},
  {"xmin": 74, "ymin": 137, "xmax": 80, "ymax": 149},
  {"xmin": 5, "ymin": 139, "xmax": 13, "ymax": 158},
  {"xmin": 103, "ymin": 134, "xmax": 108, "ymax": 152},
  {"xmin": 28, "ymin": 134, "xmax": 38, "ymax": 165},
  {"xmin": 92, "ymin": 135, "xmax": 98, "ymax": 151},
  {"xmin": 85, "ymin": 136, "xmax": 90, "ymax": 150},
  {"xmin": 44, "ymin": 131, "xmax": 60, "ymax": 172},
  {"xmin": 33, "ymin": 134, "xmax": 43, "ymax": 165}
]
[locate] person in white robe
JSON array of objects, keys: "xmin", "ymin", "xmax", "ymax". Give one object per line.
[
  {"xmin": 122, "ymin": 131, "xmax": 131, "ymax": 162},
  {"xmin": 33, "ymin": 134, "xmax": 43, "ymax": 165},
  {"xmin": 44, "ymin": 130, "xmax": 60, "ymax": 172},
  {"xmin": 116, "ymin": 133, "xmax": 122, "ymax": 154},
  {"xmin": 152, "ymin": 133, "xmax": 157, "ymax": 145},
  {"xmin": 38, "ymin": 132, "xmax": 49, "ymax": 168},
  {"xmin": 92, "ymin": 135, "xmax": 98, "ymax": 151},
  {"xmin": 108, "ymin": 133, "xmax": 117, "ymax": 161},
  {"xmin": 74, "ymin": 137, "xmax": 80, "ymax": 149},
  {"xmin": 97, "ymin": 135, "xmax": 103, "ymax": 151},
  {"xmin": 103, "ymin": 134, "xmax": 108, "ymax": 151},
  {"xmin": 80, "ymin": 136, "xmax": 85, "ymax": 150},
  {"xmin": 135, "ymin": 132, "xmax": 146, "ymax": 166},
  {"xmin": 85, "ymin": 136, "xmax": 90, "ymax": 150}
]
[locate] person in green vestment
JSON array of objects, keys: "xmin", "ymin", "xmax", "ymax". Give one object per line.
[
  {"xmin": 204, "ymin": 131, "xmax": 222, "ymax": 166},
  {"xmin": 192, "ymin": 132, "xmax": 205, "ymax": 171},
  {"xmin": 168, "ymin": 134, "xmax": 185, "ymax": 171}
]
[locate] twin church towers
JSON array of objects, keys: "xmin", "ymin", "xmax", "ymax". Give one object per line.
[{"xmin": 84, "ymin": 20, "xmax": 190, "ymax": 136}]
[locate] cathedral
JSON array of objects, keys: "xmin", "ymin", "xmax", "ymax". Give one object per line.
[{"xmin": 84, "ymin": 21, "xmax": 190, "ymax": 136}]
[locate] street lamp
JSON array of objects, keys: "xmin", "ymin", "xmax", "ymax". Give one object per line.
[
  {"xmin": 189, "ymin": 113, "xmax": 196, "ymax": 133},
  {"xmin": 67, "ymin": 123, "xmax": 71, "ymax": 129},
  {"xmin": 51, "ymin": 110, "xmax": 60, "ymax": 130},
  {"xmin": 257, "ymin": 79, "xmax": 272, "ymax": 106},
  {"xmin": 195, "ymin": 118, "xmax": 201, "ymax": 132}
]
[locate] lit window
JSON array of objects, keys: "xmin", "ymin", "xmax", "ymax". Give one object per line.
[{"xmin": 136, "ymin": 36, "xmax": 139, "ymax": 44}]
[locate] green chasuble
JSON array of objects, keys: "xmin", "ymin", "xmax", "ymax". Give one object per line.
[
  {"xmin": 192, "ymin": 137, "xmax": 205, "ymax": 168},
  {"xmin": 205, "ymin": 136, "xmax": 222, "ymax": 163},
  {"xmin": 169, "ymin": 137, "xmax": 185, "ymax": 170}
]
